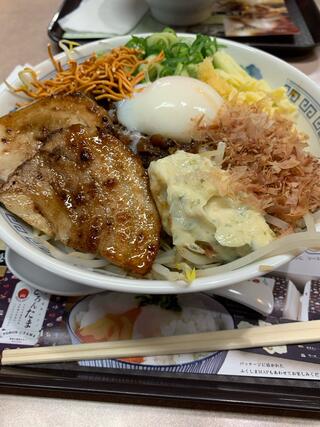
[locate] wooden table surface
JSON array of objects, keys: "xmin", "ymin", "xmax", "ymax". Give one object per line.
[{"xmin": 0, "ymin": 1, "xmax": 320, "ymax": 426}]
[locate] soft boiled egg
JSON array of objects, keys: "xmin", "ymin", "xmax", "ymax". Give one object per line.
[{"xmin": 116, "ymin": 76, "xmax": 224, "ymax": 143}]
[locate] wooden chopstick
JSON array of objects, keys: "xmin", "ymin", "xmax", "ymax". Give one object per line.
[{"xmin": 2, "ymin": 320, "xmax": 320, "ymax": 365}]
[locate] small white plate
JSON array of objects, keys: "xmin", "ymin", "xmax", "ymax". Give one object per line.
[
  {"xmin": 5, "ymin": 247, "xmax": 102, "ymax": 296},
  {"xmin": 67, "ymin": 293, "xmax": 234, "ymax": 367}
]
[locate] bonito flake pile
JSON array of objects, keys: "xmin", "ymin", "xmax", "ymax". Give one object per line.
[{"xmin": 199, "ymin": 102, "xmax": 320, "ymax": 227}]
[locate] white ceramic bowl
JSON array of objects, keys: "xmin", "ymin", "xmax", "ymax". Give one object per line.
[
  {"xmin": 0, "ymin": 34, "xmax": 319, "ymax": 294},
  {"xmin": 145, "ymin": 0, "xmax": 214, "ymax": 26},
  {"xmin": 67, "ymin": 292, "xmax": 234, "ymax": 368},
  {"xmin": 5, "ymin": 247, "xmax": 274, "ymax": 314}
]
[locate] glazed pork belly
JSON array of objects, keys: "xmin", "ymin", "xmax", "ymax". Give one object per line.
[
  {"xmin": 0, "ymin": 95, "xmax": 160, "ymax": 275},
  {"xmin": 0, "ymin": 93, "xmax": 109, "ymax": 183}
]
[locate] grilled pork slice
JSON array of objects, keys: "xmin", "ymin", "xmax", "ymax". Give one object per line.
[
  {"xmin": 0, "ymin": 93, "xmax": 109, "ymax": 184},
  {"xmin": 0, "ymin": 124, "xmax": 160, "ymax": 275}
]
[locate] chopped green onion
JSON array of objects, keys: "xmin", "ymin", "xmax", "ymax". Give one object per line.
[
  {"xmin": 125, "ymin": 28, "xmax": 220, "ymax": 81},
  {"xmin": 169, "ymin": 42, "xmax": 190, "ymax": 58},
  {"xmin": 162, "ymin": 27, "xmax": 177, "ymax": 35},
  {"xmin": 126, "ymin": 35, "xmax": 147, "ymax": 56}
]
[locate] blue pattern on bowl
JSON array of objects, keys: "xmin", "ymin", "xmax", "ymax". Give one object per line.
[
  {"xmin": 245, "ymin": 64, "xmax": 263, "ymax": 80},
  {"xmin": 285, "ymin": 80, "xmax": 320, "ymax": 138},
  {"xmin": 1, "ymin": 209, "xmax": 51, "ymax": 256}
]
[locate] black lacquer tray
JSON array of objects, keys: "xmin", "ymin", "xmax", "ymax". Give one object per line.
[{"xmin": 1, "ymin": 362, "xmax": 320, "ymax": 414}]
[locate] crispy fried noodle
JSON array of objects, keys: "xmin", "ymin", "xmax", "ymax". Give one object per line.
[{"xmin": 6, "ymin": 45, "xmax": 164, "ymax": 105}]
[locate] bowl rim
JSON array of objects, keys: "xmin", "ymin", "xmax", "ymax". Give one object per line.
[{"xmin": 0, "ymin": 33, "xmax": 319, "ymax": 294}]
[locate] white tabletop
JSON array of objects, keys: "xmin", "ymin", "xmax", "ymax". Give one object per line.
[
  {"xmin": 2, "ymin": 392, "xmax": 320, "ymax": 427},
  {"xmin": 0, "ymin": 0, "xmax": 320, "ymax": 425}
]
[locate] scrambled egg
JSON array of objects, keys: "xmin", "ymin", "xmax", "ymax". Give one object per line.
[
  {"xmin": 198, "ymin": 52, "xmax": 297, "ymax": 119},
  {"xmin": 148, "ymin": 151, "xmax": 274, "ymax": 262}
]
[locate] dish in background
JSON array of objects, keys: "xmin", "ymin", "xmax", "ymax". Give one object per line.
[
  {"xmin": 145, "ymin": 0, "xmax": 214, "ymax": 26},
  {"xmin": 0, "ymin": 34, "xmax": 319, "ymax": 295},
  {"xmin": 67, "ymin": 292, "xmax": 234, "ymax": 366}
]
